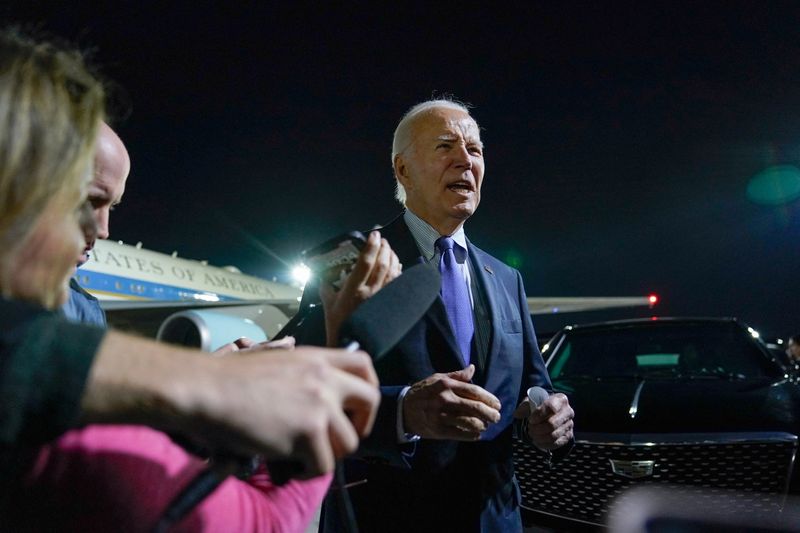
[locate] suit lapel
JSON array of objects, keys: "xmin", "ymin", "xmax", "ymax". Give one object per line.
[
  {"xmin": 467, "ymin": 259, "xmax": 490, "ymax": 382},
  {"xmin": 378, "ymin": 214, "xmax": 466, "ymax": 371},
  {"xmin": 375, "ymin": 214, "xmax": 425, "ymax": 266},
  {"xmin": 467, "ymin": 241, "xmax": 501, "ymax": 375}
]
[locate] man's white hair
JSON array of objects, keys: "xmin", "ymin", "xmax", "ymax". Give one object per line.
[{"xmin": 391, "ymin": 98, "xmax": 472, "ymax": 205}]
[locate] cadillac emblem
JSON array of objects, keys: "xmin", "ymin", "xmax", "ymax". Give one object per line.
[{"xmin": 608, "ymin": 459, "xmax": 655, "ymax": 479}]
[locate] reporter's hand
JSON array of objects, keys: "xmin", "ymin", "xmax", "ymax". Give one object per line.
[
  {"xmin": 178, "ymin": 346, "xmax": 379, "ymax": 478},
  {"xmin": 257, "ymin": 336, "xmax": 296, "ymax": 350},
  {"xmin": 213, "ymin": 336, "xmax": 296, "ymax": 356},
  {"xmin": 320, "ymin": 230, "xmax": 401, "ymax": 346},
  {"xmin": 84, "ymin": 334, "xmax": 378, "ymax": 479},
  {"xmin": 513, "ymin": 393, "xmax": 574, "ymax": 451},
  {"xmin": 403, "ymin": 365, "xmax": 501, "ymax": 440}
]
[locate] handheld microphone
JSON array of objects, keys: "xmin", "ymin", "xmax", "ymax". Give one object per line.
[
  {"xmin": 523, "ymin": 386, "xmax": 555, "ymax": 467},
  {"xmin": 526, "ymin": 386, "xmax": 550, "ymax": 408}
]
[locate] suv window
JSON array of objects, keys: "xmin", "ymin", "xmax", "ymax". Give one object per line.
[{"xmin": 550, "ymin": 322, "xmax": 781, "ymax": 380}]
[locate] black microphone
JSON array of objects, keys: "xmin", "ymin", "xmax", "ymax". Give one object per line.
[
  {"xmin": 152, "ymin": 263, "xmax": 441, "ymax": 533},
  {"xmin": 152, "ymin": 455, "xmax": 256, "ymax": 533},
  {"xmin": 338, "ymin": 262, "xmax": 440, "ymax": 361}
]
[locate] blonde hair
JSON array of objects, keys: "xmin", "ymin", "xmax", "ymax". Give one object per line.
[
  {"xmin": 0, "ymin": 28, "xmax": 105, "ymax": 301},
  {"xmin": 391, "ymin": 98, "xmax": 472, "ymax": 205}
]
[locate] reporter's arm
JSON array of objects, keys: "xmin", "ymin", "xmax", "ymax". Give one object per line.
[
  {"xmin": 79, "ymin": 331, "xmax": 208, "ymax": 430},
  {"xmin": 81, "ymin": 331, "xmax": 380, "ymax": 477}
]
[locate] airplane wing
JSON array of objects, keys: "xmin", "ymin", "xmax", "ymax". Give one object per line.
[{"xmin": 528, "ymin": 296, "xmax": 657, "ymax": 315}]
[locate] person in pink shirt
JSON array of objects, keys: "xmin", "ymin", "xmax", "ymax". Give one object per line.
[{"xmin": 21, "ymin": 425, "xmax": 330, "ymax": 532}]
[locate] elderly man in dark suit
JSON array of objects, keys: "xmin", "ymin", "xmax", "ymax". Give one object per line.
[{"xmin": 301, "ymin": 99, "xmax": 574, "ymax": 532}]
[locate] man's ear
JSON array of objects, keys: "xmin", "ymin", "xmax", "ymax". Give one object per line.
[{"xmin": 394, "ymin": 154, "xmax": 412, "ymax": 190}]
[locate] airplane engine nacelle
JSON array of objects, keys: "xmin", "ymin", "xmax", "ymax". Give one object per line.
[{"xmin": 157, "ymin": 310, "xmax": 268, "ymax": 352}]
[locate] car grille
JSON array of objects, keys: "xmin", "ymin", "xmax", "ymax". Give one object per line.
[{"xmin": 513, "ymin": 432, "xmax": 798, "ymax": 526}]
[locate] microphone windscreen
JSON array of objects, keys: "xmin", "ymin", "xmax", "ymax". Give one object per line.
[
  {"xmin": 341, "ymin": 262, "xmax": 440, "ymax": 360},
  {"xmin": 527, "ymin": 386, "xmax": 550, "ymax": 407}
]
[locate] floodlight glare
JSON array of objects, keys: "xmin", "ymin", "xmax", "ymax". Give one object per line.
[{"xmin": 292, "ymin": 264, "xmax": 311, "ymax": 285}]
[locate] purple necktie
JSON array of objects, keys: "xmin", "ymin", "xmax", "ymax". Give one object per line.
[{"xmin": 435, "ymin": 236, "xmax": 473, "ymax": 365}]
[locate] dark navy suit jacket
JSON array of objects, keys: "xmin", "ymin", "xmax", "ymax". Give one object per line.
[{"xmin": 295, "ymin": 214, "xmax": 558, "ymax": 532}]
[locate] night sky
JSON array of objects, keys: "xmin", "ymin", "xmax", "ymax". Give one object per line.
[{"xmin": 4, "ymin": 3, "xmax": 799, "ymax": 337}]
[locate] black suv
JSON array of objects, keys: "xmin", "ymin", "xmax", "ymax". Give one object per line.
[{"xmin": 515, "ymin": 317, "xmax": 799, "ymax": 529}]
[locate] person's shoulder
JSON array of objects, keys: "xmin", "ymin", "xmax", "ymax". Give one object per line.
[
  {"xmin": 69, "ymin": 278, "xmax": 99, "ymax": 302},
  {"xmin": 63, "ymin": 280, "xmax": 106, "ymax": 326}
]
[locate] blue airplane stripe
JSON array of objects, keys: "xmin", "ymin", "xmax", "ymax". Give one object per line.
[{"xmin": 74, "ymin": 270, "xmax": 241, "ymax": 302}]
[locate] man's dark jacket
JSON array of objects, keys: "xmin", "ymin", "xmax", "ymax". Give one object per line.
[{"xmin": 293, "ymin": 214, "xmax": 561, "ymax": 532}]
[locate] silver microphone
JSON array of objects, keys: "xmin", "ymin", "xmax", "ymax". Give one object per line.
[
  {"xmin": 524, "ymin": 386, "xmax": 556, "ymax": 466},
  {"xmin": 526, "ymin": 386, "xmax": 550, "ymax": 408}
]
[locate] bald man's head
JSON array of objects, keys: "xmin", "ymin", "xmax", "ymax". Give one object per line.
[{"xmin": 77, "ymin": 122, "xmax": 130, "ymax": 266}]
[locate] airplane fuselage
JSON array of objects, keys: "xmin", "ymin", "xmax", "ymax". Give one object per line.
[{"xmin": 78, "ymin": 240, "xmax": 300, "ymax": 304}]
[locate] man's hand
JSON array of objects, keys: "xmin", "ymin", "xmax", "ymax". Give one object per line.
[
  {"xmin": 84, "ymin": 334, "xmax": 380, "ymax": 479},
  {"xmin": 513, "ymin": 393, "xmax": 574, "ymax": 451},
  {"xmin": 194, "ymin": 347, "xmax": 380, "ymax": 477},
  {"xmin": 320, "ymin": 230, "xmax": 402, "ymax": 346},
  {"xmin": 213, "ymin": 335, "xmax": 296, "ymax": 356},
  {"xmin": 403, "ymin": 364, "xmax": 501, "ymax": 440}
]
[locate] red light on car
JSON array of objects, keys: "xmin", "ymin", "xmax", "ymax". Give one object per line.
[{"xmin": 648, "ymin": 294, "xmax": 659, "ymax": 306}]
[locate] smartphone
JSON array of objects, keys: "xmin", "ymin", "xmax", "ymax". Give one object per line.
[{"xmin": 301, "ymin": 231, "xmax": 366, "ymax": 287}]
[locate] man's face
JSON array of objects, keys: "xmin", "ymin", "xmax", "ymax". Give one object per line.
[
  {"xmin": 77, "ymin": 122, "xmax": 130, "ymax": 266},
  {"xmin": 395, "ymin": 107, "xmax": 484, "ymax": 234}
]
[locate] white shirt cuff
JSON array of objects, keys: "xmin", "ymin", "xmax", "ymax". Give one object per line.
[{"xmin": 396, "ymin": 386, "xmax": 421, "ymax": 443}]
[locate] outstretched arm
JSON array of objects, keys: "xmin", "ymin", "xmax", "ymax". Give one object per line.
[{"xmin": 82, "ymin": 332, "xmax": 380, "ymax": 478}]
